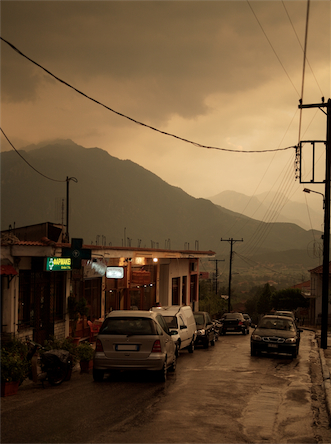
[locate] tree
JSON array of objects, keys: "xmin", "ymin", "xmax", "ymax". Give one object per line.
[
  {"xmin": 271, "ymin": 288, "xmax": 309, "ymax": 311},
  {"xmin": 257, "ymin": 283, "xmax": 274, "ymax": 315}
]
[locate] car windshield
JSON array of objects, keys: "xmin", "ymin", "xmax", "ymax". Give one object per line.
[
  {"xmin": 163, "ymin": 316, "xmax": 178, "ymax": 329},
  {"xmin": 194, "ymin": 314, "xmax": 204, "ymax": 325},
  {"xmin": 258, "ymin": 318, "xmax": 295, "ymax": 331},
  {"xmin": 99, "ymin": 317, "xmax": 155, "ymax": 335}
]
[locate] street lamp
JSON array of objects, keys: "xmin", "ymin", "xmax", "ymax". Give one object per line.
[{"xmin": 303, "ymin": 188, "xmax": 325, "ymax": 209}]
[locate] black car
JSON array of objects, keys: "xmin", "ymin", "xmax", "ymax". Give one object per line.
[
  {"xmin": 250, "ymin": 315, "xmax": 302, "ymax": 358},
  {"xmin": 220, "ymin": 312, "xmax": 250, "ymax": 335},
  {"xmin": 194, "ymin": 311, "xmax": 215, "ymax": 348}
]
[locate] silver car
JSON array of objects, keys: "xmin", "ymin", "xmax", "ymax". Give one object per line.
[{"xmin": 93, "ymin": 310, "xmax": 177, "ymax": 382}]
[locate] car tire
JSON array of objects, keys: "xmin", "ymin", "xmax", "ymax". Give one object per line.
[
  {"xmin": 251, "ymin": 347, "xmax": 256, "ymax": 356},
  {"xmin": 203, "ymin": 338, "xmax": 209, "ymax": 348},
  {"xmin": 188, "ymin": 340, "xmax": 195, "ymax": 353},
  {"xmin": 211, "ymin": 338, "xmax": 215, "ymax": 346},
  {"xmin": 169, "ymin": 354, "xmax": 177, "ymax": 372},
  {"xmin": 292, "ymin": 347, "xmax": 298, "ymax": 359},
  {"xmin": 242, "ymin": 328, "xmax": 246, "ymax": 335},
  {"xmin": 93, "ymin": 369, "xmax": 104, "ymax": 382},
  {"xmin": 157, "ymin": 360, "xmax": 167, "ymax": 382}
]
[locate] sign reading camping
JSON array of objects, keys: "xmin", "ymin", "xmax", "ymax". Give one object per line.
[{"xmin": 46, "ymin": 257, "xmax": 71, "ymax": 271}]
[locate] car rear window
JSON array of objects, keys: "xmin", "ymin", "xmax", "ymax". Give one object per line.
[
  {"xmin": 223, "ymin": 313, "xmax": 241, "ymax": 319},
  {"xmin": 99, "ymin": 317, "xmax": 155, "ymax": 335},
  {"xmin": 259, "ymin": 318, "xmax": 295, "ymax": 331},
  {"xmin": 194, "ymin": 314, "xmax": 204, "ymax": 324}
]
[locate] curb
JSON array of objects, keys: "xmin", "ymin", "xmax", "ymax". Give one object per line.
[{"xmin": 319, "ymin": 348, "xmax": 331, "ymax": 425}]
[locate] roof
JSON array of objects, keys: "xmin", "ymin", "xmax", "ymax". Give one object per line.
[{"xmin": 309, "ymin": 262, "xmax": 331, "ymax": 274}]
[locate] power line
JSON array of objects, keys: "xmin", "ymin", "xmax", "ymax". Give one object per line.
[
  {"xmin": 0, "ymin": 128, "xmax": 65, "ymax": 183},
  {"xmin": 0, "ymin": 36, "xmax": 295, "ymax": 155}
]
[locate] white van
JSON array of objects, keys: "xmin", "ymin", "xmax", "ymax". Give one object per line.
[{"xmin": 151, "ymin": 305, "xmax": 197, "ymax": 354}]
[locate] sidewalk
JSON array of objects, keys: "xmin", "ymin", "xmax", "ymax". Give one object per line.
[{"xmin": 312, "ymin": 329, "xmax": 331, "ymax": 425}]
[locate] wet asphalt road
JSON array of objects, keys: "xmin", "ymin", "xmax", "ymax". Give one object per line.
[{"xmin": 1, "ymin": 329, "xmax": 331, "ymax": 443}]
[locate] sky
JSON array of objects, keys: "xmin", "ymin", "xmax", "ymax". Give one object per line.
[{"xmin": 1, "ymin": 1, "xmax": 330, "ymax": 210}]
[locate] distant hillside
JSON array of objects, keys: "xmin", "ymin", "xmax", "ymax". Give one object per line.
[
  {"xmin": 1, "ymin": 140, "xmax": 322, "ymax": 279},
  {"xmin": 208, "ymin": 190, "xmax": 323, "ymax": 231}
]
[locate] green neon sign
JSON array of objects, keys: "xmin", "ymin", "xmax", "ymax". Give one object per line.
[{"xmin": 46, "ymin": 257, "xmax": 71, "ymax": 271}]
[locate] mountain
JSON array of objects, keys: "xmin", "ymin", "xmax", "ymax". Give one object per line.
[
  {"xmin": 208, "ymin": 190, "xmax": 323, "ymax": 231},
  {"xmin": 1, "ymin": 140, "xmax": 322, "ymax": 280}
]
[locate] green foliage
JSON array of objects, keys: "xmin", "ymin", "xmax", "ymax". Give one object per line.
[
  {"xmin": 76, "ymin": 342, "xmax": 94, "ymax": 362},
  {"xmin": 199, "ymin": 281, "xmax": 228, "ymax": 317},
  {"xmin": 1, "ymin": 338, "xmax": 29, "ymax": 383},
  {"xmin": 271, "ymin": 288, "xmax": 309, "ymax": 311},
  {"xmin": 256, "ymin": 283, "xmax": 274, "ymax": 315},
  {"xmin": 68, "ymin": 296, "xmax": 89, "ymax": 337}
]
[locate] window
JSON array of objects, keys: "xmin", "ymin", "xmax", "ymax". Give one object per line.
[{"xmin": 172, "ymin": 277, "xmax": 179, "ymax": 305}]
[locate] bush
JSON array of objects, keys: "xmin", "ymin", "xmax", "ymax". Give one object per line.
[
  {"xmin": 76, "ymin": 342, "xmax": 94, "ymax": 362},
  {"xmin": 1, "ymin": 338, "xmax": 29, "ymax": 383}
]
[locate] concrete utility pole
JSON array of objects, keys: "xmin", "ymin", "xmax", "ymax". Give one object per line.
[
  {"xmin": 221, "ymin": 238, "xmax": 243, "ymax": 312},
  {"xmin": 298, "ymin": 98, "xmax": 330, "ymax": 349},
  {"xmin": 208, "ymin": 259, "xmax": 225, "ymax": 295}
]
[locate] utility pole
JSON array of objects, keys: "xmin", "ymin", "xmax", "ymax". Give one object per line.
[
  {"xmin": 65, "ymin": 176, "xmax": 78, "ymax": 243},
  {"xmin": 298, "ymin": 98, "xmax": 330, "ymax": 349},
  {"xmin": 208, "ymin": 259, "xmax": 225, "ymax": 295},
  {"xmin": 221, "ymin": 238, "xmax": 243, "ymax": 312}
]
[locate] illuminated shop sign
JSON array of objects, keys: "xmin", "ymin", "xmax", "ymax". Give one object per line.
[
  {"xmin": 46, "ymin": 257, "xmax": 71, "ymax": 271},
  {"xmin": 106, "ymin": 266, "xmax": 124, "ymax": 279}
]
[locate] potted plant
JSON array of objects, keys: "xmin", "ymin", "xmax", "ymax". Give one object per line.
[
  {"xmin": 1, "ymin": 339, "xmax": 29, "ymax": 396},
  {"xmin": 76, "ymin": 341, "xmax": 94, "ymax": 373},
  {"xmin": 68, "ymin": 296, "xmax": 89, "ymax": 339}
]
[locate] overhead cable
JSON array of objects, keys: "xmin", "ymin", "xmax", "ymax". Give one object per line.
[{"xmin": 0, "ymin": 36, "xmax": 295, "ymax": 154}]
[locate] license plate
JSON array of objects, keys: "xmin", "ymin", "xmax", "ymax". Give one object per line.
[
  {"xmin": 116, "ymin": 344, "xmax": 139, "ymax": 351},
  {"xmin": 227, "ymin": 328, "xmax": 234, "ymax": 331},
  {"xmin": 268, "ymin": 344, "xmax": 278, "ymax": 348}
]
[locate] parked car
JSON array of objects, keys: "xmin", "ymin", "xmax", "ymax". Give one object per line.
[
  {"xmin": 93, "ymin": 310, "xmax": 177, "ymax": 382},
  {"xmin": 194, "ymin": 311, "xmax": 215, "ymax": 348},
  {"xmin": 220, "ymin": 312, "xmax": 250, "ymax": 335},
  {"xmin": 250, "ymin": 314, "xmax": 302, "ymax": 358},
  {"xmin": 151, "ymin": 305, "xmax": 197, "ymax": 354},
  {"xmin": 243, "ymin": 313, "xmax": 252, "ymax": 326}
]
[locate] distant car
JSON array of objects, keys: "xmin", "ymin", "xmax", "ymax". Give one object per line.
[
  {"xmin": 243, "ymin": 313, "xmax": 252, "ymax": 326},
  {"xmin": 220, "ymin": 312, "xmax": 250, "ymax": 335},
  {"xmin": 194, "ymin": 311, "xmax": 215, "ymax": 348},
  {"xmin": 151, "ymin": 305, "xmax": 197, "ymax": 354},
  {"xmin": 93, "ymin": 310, "xmax": 177, "ymax": 382},
  {"xmin": 250, "ymin": 314, "xmax": 302, "ymax": 358}
]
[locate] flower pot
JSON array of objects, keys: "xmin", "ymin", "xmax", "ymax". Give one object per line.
[
  {"xmin": 80, "ymin": 360, "xmax": 93, "ymax": 373},
  {"xmin": 1, "ymin": 381, "xmax": 19, "ymax": 397}
]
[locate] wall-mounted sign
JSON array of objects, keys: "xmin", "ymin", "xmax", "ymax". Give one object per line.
[
  {"xmin": 106, "ymin": 266, "xmax": 124, "ymax": 279},
  {"xmin": 46, "ymin": 257, "xmax": 71, "ymax": 271}
]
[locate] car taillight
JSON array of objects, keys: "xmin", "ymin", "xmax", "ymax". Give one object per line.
[
  {"xmin": 152, "ymin": 340, "xmax": 162, "ymax": 353},
  {"xmin": 238, "ymin": 321, "xmax": 243, "ymax": 326},
  {"xmin": 95, "ymin": 339, "xmax": 104, "ymax": 353}
]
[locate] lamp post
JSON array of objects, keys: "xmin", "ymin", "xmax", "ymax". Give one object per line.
[
  {"xmin": 65, "ymin": 176, "xmax": 78, "ymax": 243},
  {"xmin": 303, "ymin": 188, "xmax": 325, "ymax": 209}
]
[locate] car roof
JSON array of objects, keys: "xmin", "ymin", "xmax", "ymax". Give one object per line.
[
  {"xmin": 260, "ymin": 314, "xmax": 294, "ymax": 321},
  {"xmin": 151, "ymin": 306, "xmax": 181, "ymax": 315},
  {"xmin": 107, "ymin": 310, "xmax": 156, "ymax": 318}
]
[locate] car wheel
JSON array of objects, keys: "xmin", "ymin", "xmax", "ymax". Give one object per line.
[
  {"xmin": 242, "ymin": 328, "xmax": 246, "ymax": 335},
  {"xmin": 157, "ymin": 360, "xmax": 167, "ymax": 382},
  {"xmin": 203, "ymin": 338, "xmax": 209, "ymax": 348},
  {"xmin": 175, "ymin": 343, "xmax": 180, "ymax": 357},
  {"xmin": 251, "ymin": 347, "xmax": 256, "ymax": 356},
  {"xmin": 211, "ymin": 338, "xmax": 215, "ymax": 346},
  {"xmin": 93, "ymin": 369, "xmax": 104, "ymax": 382},
  {"xmin": 169, "ymin": 353, "xmax": 177, "ymax": 372},
  {"xmin": 292, "ymin": 347, "xmax": 298, "ymax": 359},
  {"xmin": 188, "ymin": 340, "xmax": 195, "ymax": 353}
]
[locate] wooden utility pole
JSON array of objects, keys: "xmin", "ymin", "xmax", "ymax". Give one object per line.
[
  {"xmin": 298, "ymin": 98, "xmax": 330, "ymax": 349},
  {"xmin": 209, "ymin": 259, "xmax": 225, "ymax": 295},
  {"xmin": 221, "ymin": 238, "xmax": 243, "ymax": 312}
]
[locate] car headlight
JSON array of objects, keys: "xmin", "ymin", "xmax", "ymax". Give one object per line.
[
  {"xmin": 251, "ymin": 334, "xmax": 262, "ymax": 341},
  {"xmin": 285, "ymin": 338, "xmax": 296, "ymax": 343},
  {"xmin": 198, "ymin": 329, "xmax": 205, "ymax": 335}
]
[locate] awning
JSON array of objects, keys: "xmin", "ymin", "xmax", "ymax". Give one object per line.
[{"xmin": 0, "ymin": 265, "xmax": 18, "ymax": 276}]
